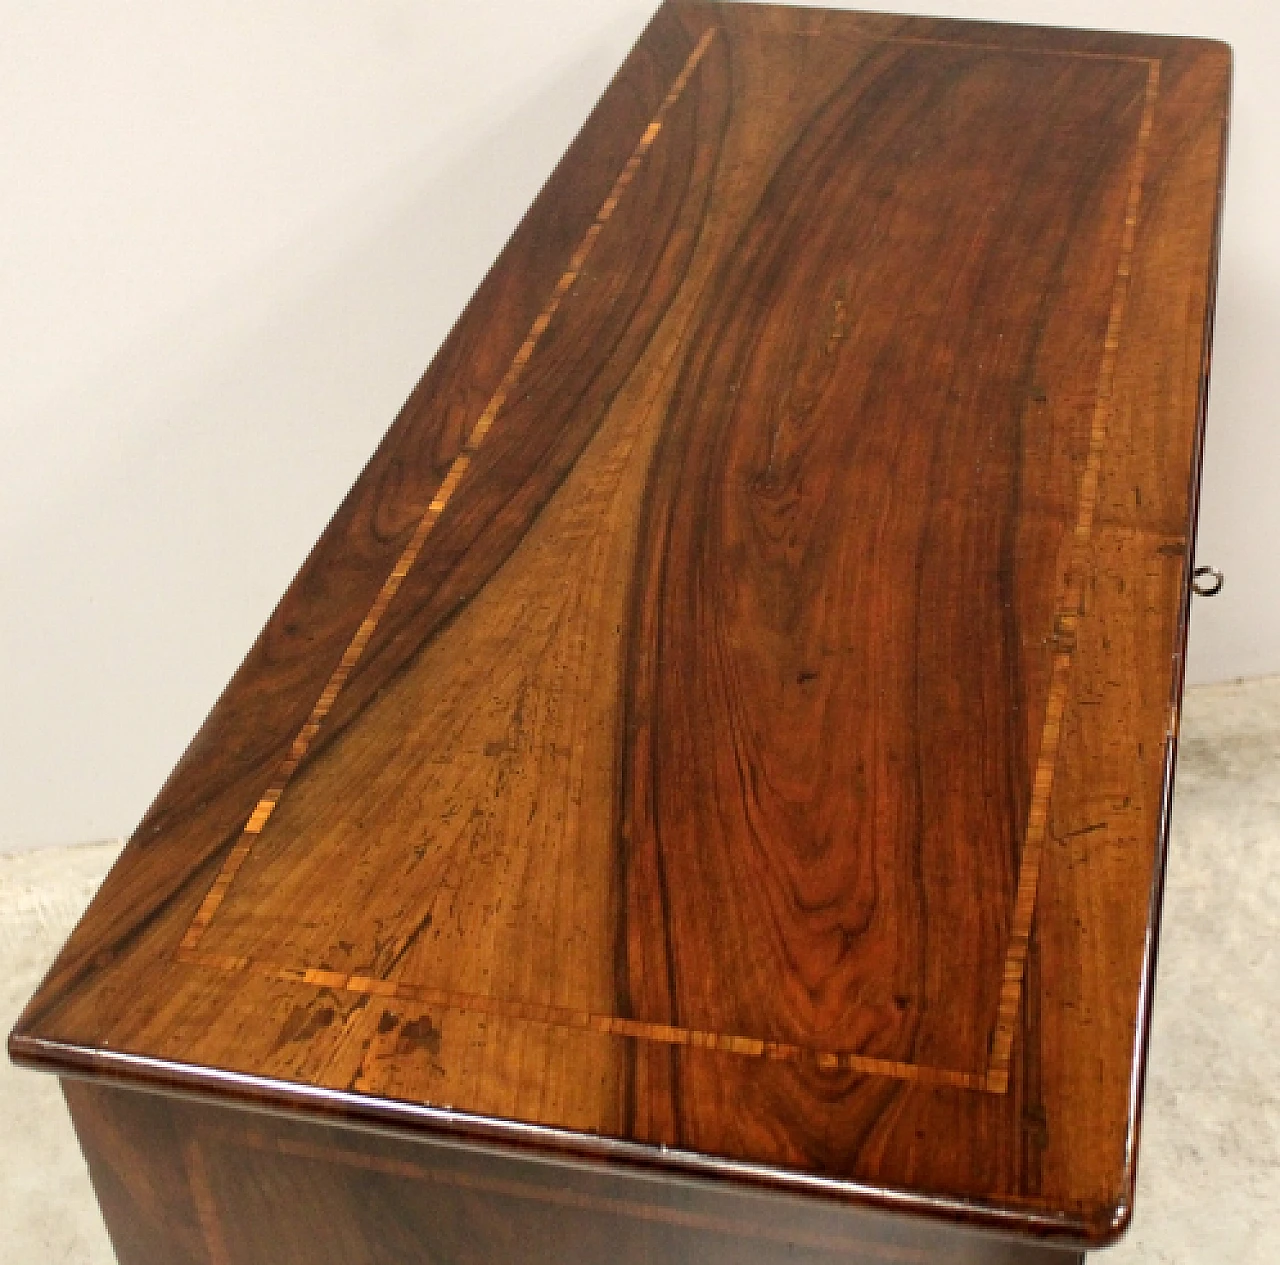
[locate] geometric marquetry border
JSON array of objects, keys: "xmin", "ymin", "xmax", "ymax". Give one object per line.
[{"xmin": 175, "ymin": 26, "xmax": 1163, "ymax": 1096}]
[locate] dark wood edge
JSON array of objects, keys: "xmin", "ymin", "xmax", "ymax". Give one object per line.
[
  {"xmin": 1109, "ymin": 47, "xmax": 1235, "ymax": 1246},
  {"xmin": 13, "ymin": 1031, "xmax": 1109, "ymax": 1248},
  {"xmin": 7, "ymin": 14, "xmax": 1233, "ymax": 1254},
  {"xmin": 6, "ymin": 0, "xmax": 701, "ymax": 1045}
]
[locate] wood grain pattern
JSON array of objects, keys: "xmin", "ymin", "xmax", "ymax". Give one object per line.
[
  {"xmin": 13, "ymin": 1, "xmax": 1230, "ymax": 1251},
  {"xmin": 64, "ymin": 1080, "xmax": 1085, "ymax": 1265},
  {"xmin": 987, "ymin": 59, "xmax": 1162, "ymax": 1091},
  {"xmin": 179, "ymin": 24, "xmax": 721, "ymax": 958}
]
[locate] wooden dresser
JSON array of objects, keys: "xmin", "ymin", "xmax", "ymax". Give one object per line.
[{"xmin": 11, "ymin": 4, "xmax": 1231, "ymax": 1261}]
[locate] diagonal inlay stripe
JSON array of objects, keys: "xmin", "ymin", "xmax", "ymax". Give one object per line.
[
  {"xmin": 179, "ymin": 26, "xmax": 720, "ymax": 955},
  {"xmin": 985, "ymin": 60, "xmax": 1163, "ymax": 1093},
  {"xmin": 175, "ymin": 34, "xmax": 1162, "ymax": 1101}
]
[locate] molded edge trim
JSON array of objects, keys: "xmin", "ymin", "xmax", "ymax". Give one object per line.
[{"xmin": 10, "ymin": 1029, "xmax": 1119, "ymax": 1249}]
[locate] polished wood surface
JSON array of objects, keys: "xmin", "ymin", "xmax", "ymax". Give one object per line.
[
  {"xmin": 64, "ymin": 1080, "xmax": 1084, "ymax": 1265},
  {"xmin": 13, "ymin": 1, "xmax": 1230, "ymax": 1252}
]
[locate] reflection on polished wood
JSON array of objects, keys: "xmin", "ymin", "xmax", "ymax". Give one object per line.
[
  {"xmin": 12, "ymin": 3, "xmax": 1229, "ymax": 1261},
  {"xmin": 64, "ymin": 1081, "xmax": 1087, "ymax": 1265}
]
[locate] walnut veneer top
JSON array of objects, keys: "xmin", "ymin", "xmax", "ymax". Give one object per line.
[{"xmin": 12, "ymin": 2, "xmax": 1231, "ymax": 1248}]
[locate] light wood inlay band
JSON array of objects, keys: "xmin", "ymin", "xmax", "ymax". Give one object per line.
[
  {"xmin": 175, "ymin": 35, "xmax": 1162, "ymax": 1099},
  {"xmin": 178, "ymin": 947, "xmax": 986, "ymax": 1090},
  {"xmin": 985, "ymin": 60, "xmax": 1163, "ymax": 1093},
  {"xmin": 178, "ymin": 26, "xmax": 720, "ymax": 956}
]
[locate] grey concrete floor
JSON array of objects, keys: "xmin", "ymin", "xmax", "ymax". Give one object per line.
[{"xmin": 2, "ymin": 677, "xmax": 1277, "ymax": 1263}]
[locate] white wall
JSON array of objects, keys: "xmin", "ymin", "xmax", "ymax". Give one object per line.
[{"xmin": 2, "ymin": 1, "xmax": 1274, "ymax": 851}]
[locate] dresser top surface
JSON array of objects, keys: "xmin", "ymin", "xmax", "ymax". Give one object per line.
[{"xmin": 12, "ymin": 2, "xmax": 1230, "ymax": 1246}]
